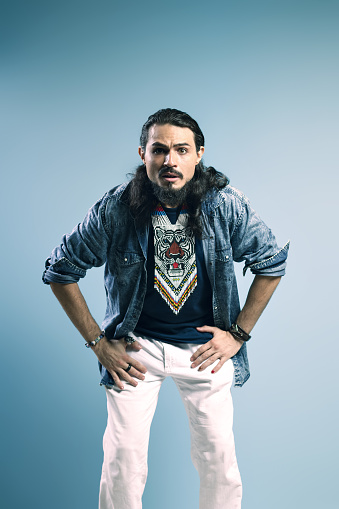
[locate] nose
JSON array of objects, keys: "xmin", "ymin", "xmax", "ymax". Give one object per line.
[{"xmin": 164, "ymin": 150, "xmax": 176, "ymax": 167}]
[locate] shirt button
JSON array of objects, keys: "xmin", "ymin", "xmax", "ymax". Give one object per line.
[
  {"xmin": 124, "ymin": 258, "xmax": 128, "ymax": 262},
  {"xmin": 226, "ymin": 255, "xmax": 229, "ymax": 259}
]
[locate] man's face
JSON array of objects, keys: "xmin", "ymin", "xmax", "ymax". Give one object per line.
[{"xmin": 138, "ymin": 124, "xmax": 204, "ymax": 194}]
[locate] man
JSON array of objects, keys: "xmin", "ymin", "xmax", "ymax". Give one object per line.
[{"xmin": 43, "ymin": 108, "xmax": 289, "ymax": 509}]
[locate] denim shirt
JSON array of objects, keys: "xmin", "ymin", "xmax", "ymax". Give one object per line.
[{"xmin": 43, "ymin": 183, "xmax": 289, "ymax": 387}]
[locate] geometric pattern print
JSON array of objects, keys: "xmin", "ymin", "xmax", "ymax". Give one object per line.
[{"xmin": 151, "ymin": 204, "xmax": 197, "ymax": 315}]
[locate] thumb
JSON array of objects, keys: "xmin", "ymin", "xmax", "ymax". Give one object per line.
[
  {"xmin": 131, "ymin": 341, "xmax": 142, "ymax": 350},
  {"xmin": 196, "ymin": 325, "xmax": 217, "ymax": 333}
]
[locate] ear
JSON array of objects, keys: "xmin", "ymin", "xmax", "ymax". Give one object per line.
[
  {"xmin": 138, "ymin": 146, "xmax": 145, "ymax": 164},
  {"xmin": 196, "ymin": 146, "xmax": 205, "ymax": 164}
]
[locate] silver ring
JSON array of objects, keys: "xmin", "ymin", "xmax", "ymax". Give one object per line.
[
  {"xmin": 125, "ymin": 335, "xmax": 136, "ymax": 344},
  {"xmin": 125, "ymin": 363, "xmax": 132, "ymax": 372}
]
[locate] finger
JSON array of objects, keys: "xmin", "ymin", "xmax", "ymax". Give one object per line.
[
  {"xmin": 117, "ymin": 368, "xmax": 139, "ymax": 387},
  {"xmin": 190, "ymin": 343, "xmax": 211, "ymax": 362},
  {"xmin": 196, "ymin": 325, "xmax": 217, "ymax": 334},
  {"xmin": 124, "ymin": 339, "xmax": 143, "ymax": 351},
  {"xmin": 110, "ymin": 371, "xmax": 125, "ymax": 390},
  {"xmin": 127, "ymin": 365, "xmax": 146, "ymax": 381},
  {"xmin": 211, "ymin": 357, "xmax": 228, "ymax": 374},
  {"xmin": 191, "ymin": 347, "xmax": 216, "ymax": 368},
  {"xmin": 197, "ymin": 353, "xmax": 220, "ymax": 372},
  {"xmin": 131, "ymin": 341, "xmax": 142, "ymax": 351},
  {"xmin": 125, "ymin": 356, "xmax": 148, "ymax": 374}
]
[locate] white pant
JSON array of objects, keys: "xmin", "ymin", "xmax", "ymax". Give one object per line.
[{"xmin": 99, "ymin": 335, "xmax": 242, "ymax": 509}]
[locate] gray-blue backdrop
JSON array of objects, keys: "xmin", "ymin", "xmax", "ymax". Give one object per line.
[{"xmin": 1, "ymin": 1, "xmax": 338, "ymax": 508}]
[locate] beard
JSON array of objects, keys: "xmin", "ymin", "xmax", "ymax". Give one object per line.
[{"xmin": 150, "ymin": 179, "xmax": 194, "ymax": 208}]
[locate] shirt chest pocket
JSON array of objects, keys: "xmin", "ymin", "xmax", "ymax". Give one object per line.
[
  {"xmin": 214, "ymin": 246, "xmax": 234, "ymax": 282},
  {"xmin": 113, "ymin": 250, "xmax": 145, "ymax": 285},
  {"xmin": 215, "ymin": 246, "xmax": 232, "ymax": 263}
]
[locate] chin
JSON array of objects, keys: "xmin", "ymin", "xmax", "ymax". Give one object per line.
[
  {"xmin": 161, "ymin": 183, "xmax": 181, "ymax": 191},
  {"xmin": 167, "ymin": 182, "xmax": 184, "ymax": 190}
]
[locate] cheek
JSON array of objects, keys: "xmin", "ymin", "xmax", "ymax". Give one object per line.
[
  {"xmin": 184, "ymin": 162, "xmax": 196, "ymax": 180},
  {"xmin": 146, "ymin": 162, "xmax": 159, "ymax": 181}
]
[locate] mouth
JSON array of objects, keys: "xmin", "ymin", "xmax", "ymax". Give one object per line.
[{"xmin": 159, "ymin": 169, "xmax": 183, "ymax": 183}]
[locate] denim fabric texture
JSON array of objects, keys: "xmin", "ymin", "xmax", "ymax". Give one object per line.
[{"xmin": 43, "ymin": 183, "xmax": 289, "ymax": 387}]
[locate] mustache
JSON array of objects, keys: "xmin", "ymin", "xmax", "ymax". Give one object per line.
[{"xmin": 159, "ymin": 167, "xmax": 183, "ymax": 179}]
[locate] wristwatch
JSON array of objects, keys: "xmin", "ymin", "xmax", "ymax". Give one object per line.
[{"xmin": 228, "ymin": 323, "xmax": 251, "ymax": 342}]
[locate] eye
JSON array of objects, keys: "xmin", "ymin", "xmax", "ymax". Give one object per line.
[
  {"xmin": 178, "ymin": 147, "xmax": 187, "ymax": 154},
  {"xmin": 153, "ymin": 148, "xmax": 165, "ymax": 154}
]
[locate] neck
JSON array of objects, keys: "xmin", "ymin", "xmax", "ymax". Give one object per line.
[{"xmin": 162, "ymin": 202, "xmax": 179, "ymax": 209}]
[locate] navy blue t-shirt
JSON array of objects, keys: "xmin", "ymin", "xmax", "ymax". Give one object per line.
[{"xmin": 135, "ymin": 205, "xmax": 214, "ymax": 344}]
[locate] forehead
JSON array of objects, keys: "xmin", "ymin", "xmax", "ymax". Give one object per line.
[{"xmin": 147, "ymin": 124, "xmax": 195, "ymax": 146}]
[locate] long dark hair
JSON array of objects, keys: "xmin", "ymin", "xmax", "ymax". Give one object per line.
[
  {"xmin": 128, "ymin": 163, "xmax": 228, "ymax": 237},
  {"xmin": 128, "ymin": 108, "xmax": 229, "ymax": 238}
]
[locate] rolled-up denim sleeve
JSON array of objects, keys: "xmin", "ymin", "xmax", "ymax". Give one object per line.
[
  {"xmin": 42, "ymin": 194, "xmax": 111, "ymax": 285},
  {"xmin": 230, "ymin": 194, "xmax": 290, "ymax": 277}
]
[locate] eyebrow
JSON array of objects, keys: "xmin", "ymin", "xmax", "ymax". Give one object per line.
[{"xmin": 151, "ymin": 142, "xmax": 191, "ymax": 148}]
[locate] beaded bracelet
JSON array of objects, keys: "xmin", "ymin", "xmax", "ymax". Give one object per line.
[{"xmin": 85, "ymin": 331, "xmax": 105, "ymax": 348}]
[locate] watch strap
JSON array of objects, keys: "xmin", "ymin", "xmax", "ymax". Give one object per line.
[{"xmin": 228, "ymin": 323, "xmax": 251, "ymax": 342}]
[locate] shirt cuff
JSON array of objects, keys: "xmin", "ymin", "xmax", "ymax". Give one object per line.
[
  {"xmin": 42, "ymin": 257, "xmax": 86, "ymax": 285},
  {"xmin": 243, "ymin": 240, "xmax": 290, "ymax": 277}
]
